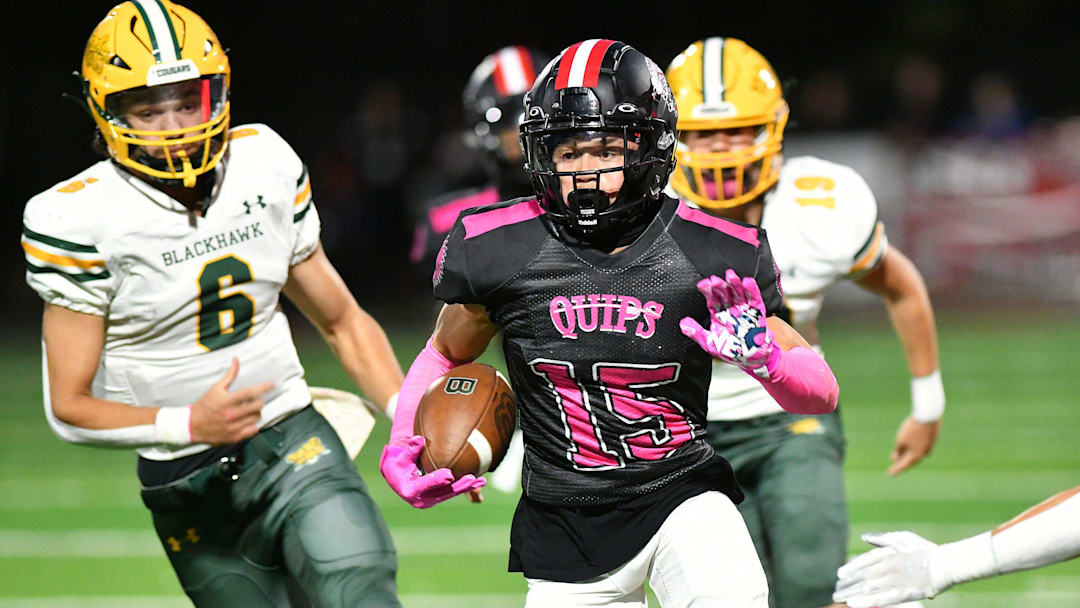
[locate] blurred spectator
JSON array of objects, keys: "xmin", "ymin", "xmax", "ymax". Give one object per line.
[
  {"xmin": 955, "ymin": 70, "xmax": 1032, "ymax": 139},
  {"xmin": 886, "ymin": 54, "xmax": 947, "ymax": 144},
  {"xmin": 792, "ymin": 68, "xmax": 853, "ymax": 131}
]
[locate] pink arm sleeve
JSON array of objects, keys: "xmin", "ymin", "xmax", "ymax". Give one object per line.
[
  {"xmin": 753, "ymin": 346, "xmax": 839, "ymax": 415},
  {"xmin": 389, "ymin": 338, "xmax": 458, "ymax": 444}
]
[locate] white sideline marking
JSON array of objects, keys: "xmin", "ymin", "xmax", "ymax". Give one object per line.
[
  {"xmin": 1, "ymin": 591, "xmax": 1078, "ymax": 608},
  {"xmin": 0, "ymin": 595, "xmax": 529, "ymax": 608},
  {"xmin": 0, "ymin": 525, "xmax": 510, "ymax": 558}
]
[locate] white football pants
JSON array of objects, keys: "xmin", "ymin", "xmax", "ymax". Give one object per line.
[{"xmin": 525, "ymin": 491, "xmax": 769, "ymax": 607}]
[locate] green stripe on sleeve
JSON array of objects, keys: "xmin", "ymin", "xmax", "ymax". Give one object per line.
[
  {"xmin": 852, "ymin": 216, "xmax": 882, "ymax": 262},
  {"xmin": 23, "ymin": 224, "xmax": 99, "ymax": 253},
  {"xmin": 293, "ymin": 201, "xmax": 313, "ymax": 223},
  {"xmin": 296, "ymin": 163, "xmax": 309, "ymax": 188},
  {"xmin": 26, "ymin": 262, "xmax": 111, "ymax": 282}
]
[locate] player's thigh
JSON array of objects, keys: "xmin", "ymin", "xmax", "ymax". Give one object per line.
[
  {"xmin": 281, "ymin": 469, "xmax": 399, "ymax": 607},
  {"xmin": 150, "ymin": 509, "xmax": 289, "ymax": 608},
  {"xmin": 649, "ymin": 491, "xmax": 768, "ymax": 608},
  {"xmin": 756, "ymin": 414, "xmax": 847, "ymax": 608},
  {"xmin": 525, "ymin": 539, "xmax": 654, "ymax": 608}
]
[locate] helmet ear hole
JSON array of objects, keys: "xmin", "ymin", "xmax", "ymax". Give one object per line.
[{"xmin": 110, "ymin": 55, "xmax": 132, "ymax": 70}]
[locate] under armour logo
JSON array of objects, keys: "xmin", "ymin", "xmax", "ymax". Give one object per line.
[
  {"xmin": 242, "ymin": 195, "xmax": 266, "ymax": 214},
  {"xmin": 165, "ymin": 528, "xmax": 201, "ymax": 552}
]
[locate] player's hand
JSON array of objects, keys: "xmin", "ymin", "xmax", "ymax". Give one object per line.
[
  {"xmin": 889, "ymin": 417, "xmax": 941, "ymax": 476},
  {"xmin": 680, "ymin": 270, "xmax": 775, "ymax": 374},
  {"xmin": 833, "ymin": 531, "xmax": 947, "ymax": 607},
  {"xmin": 189, "ymin": 357, "xmax": 274, "ymax": 445},
  {"xmin": 379, "ymin": 435, "xmax": 486, "ymax": 509}
]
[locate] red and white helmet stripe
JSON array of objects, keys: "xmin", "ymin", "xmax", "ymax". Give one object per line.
[
  {"xmin": 492, "ymin": 46, "xmax": 537, "ymax": 97},
  {"xmin": 555, "ymin": 39, "xmax": 616, "ymax": 90}
]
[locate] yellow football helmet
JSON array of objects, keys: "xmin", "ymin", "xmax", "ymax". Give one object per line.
[
  {"xmin": 81, "ymin": 0, "xmax": 230, "ymax": 187},
  {"xmin": 666, "ymin": 37, "xmax": 788, "ymax": 209}
]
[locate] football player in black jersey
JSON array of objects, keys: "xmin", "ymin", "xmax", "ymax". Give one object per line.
[
  {"xmin": 409, "ymin": 46, "xmax": 551, "ymax": 269},
  {"xmin": 381, "ymin": 40, "xmax": 839, "ymax": 606}
]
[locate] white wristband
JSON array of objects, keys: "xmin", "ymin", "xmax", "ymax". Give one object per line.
[
  {"xmin": 911, "ymin": 370, "xmax": 945, "ymax": 422},
  {"xmin": 154, "ymin": 405, "xmax": 193, "ymax": 445},
  {"xmin": 385, "ymin": 392, "xmax": 399, "ymax": 419},
  {"xmin": 935, "ymin": 531, "xmax": 998, "ymax": 591}
]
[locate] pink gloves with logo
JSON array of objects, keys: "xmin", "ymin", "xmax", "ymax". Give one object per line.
[
  {"xmin": 680, "ymin": 270, "xmax": 838, "ymax": 415},
  {"xmin": 380, "ymin": 339, "xmax": 486, "ymax": 508}
]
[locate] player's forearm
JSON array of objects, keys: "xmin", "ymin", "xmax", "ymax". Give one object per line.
[
  {"xmin": 322, "ymin": 304, "xmax": 404, "ymax": 412},
  {"xmin": 388, "ymin": 338, "xmax": 459, "ymax": 444},
  {"xmin": 753, "ymin": 345, "xmax": 839, "ymax": 414},
  {"xmin": 884, "ymin": 281, "xmax": 938, "ymax": 378},
  {"xmin": 48, "ymin": 393, "xmax": 185, "ymax": 447},
  {"xmin": 932, "ymin": 488, "xmax": 1080, "ymax": 591},
  {"xmin": 991, "ymin": 487, "xmax": 1080, "ymax": 574},
  {"xmin": 883, "ymin": 268, "xmax": 945, "ymax": 421}
]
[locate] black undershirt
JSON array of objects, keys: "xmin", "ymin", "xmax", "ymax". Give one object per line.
[
  {"xmin": 137, "ymin": 443, "xmax": 241, "ymax": 488},
  {"xmin": 508, "ymin": 454, "xmax": 743, "ymax": 582}
]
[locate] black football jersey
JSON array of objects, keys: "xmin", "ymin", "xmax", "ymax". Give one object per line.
[
  {"xmin": 409, "ymin": 185, "xmax": 501, "ymax": 268},
  {"xmin": 434, "ymin": 195, "xmax": 784, "ymax": 506}
]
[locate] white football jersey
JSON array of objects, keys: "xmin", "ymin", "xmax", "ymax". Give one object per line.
[
  {"xmin": 23, "ymin": 124, "xmax": 321, "ymax": 459},
  {"xmin": 707, "ymin": 156, "xmax": 888, "ymax": 420}
]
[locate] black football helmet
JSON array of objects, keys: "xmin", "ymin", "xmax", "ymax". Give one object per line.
[
  {"xmin": 463, "ymin": 46, "xmax": 551, "ymax": 191},
  {"xmin": 521, "ymin": 40, "xmax": 677, "ymax": 244}
]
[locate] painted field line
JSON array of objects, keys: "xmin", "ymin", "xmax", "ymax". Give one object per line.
[
  {"xmin": 930, "ymin": 590, "xmax": 1080, "ymax": 607},
  {"xmin": 0, "ymin": 599, "xmax": 192, "ymax": 608},
  {"xmin": 0, "ymin": 594, "xmax": 527, "ymax": 608},
  {"xmin": 4, "ymin": 470, "xmax": 1076, "ymax": 510},
  {"xmin": 845, "ymin": 470, "xmax": 1078, "ymax": 503},
  {"xmin": 0, "ymin": 525, "xmax": 510, "ymax": 558}
]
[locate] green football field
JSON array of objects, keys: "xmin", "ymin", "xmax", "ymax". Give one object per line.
[{"xmin": 1, "ymin": 310, "xmax": 1078, "ymax": 607}]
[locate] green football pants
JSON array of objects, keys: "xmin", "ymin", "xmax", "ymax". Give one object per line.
[
  {"xmin": 141, "ymin": 406, "xmax": 400, "ymax": 608},
  {"xmin": 707, "ymin": 409, "xmax": 847, "ymax": 608}
]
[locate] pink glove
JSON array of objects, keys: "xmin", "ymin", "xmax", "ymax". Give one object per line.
[
  {"xmin": 380, "ymin": 435, "xmax": 486, "ymax": 508},
  {"xmin": 380, "ymin": 339, "xmax": 487, "ymax": 508},
  {"xmin": 679, "ymin": 269, "xmax": 775, "ymax": 374},
  {"xmin": 681, "ymin": 269, "xmax": 838, "ymax": 415}
]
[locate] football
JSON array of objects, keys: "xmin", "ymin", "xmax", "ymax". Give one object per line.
[{"xmin": 414, "ymin": 362, "xmax": 517, "ymax": 480}]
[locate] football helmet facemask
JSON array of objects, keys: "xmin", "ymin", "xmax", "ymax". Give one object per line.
[
  {"xmin": 82, "ymin": 0, "xmax": 230, "ymax": 188},
  {"xmin": 521, "ymin": 40, "xmax": 677, "ymax": 244},
  {"xmin": 666, "ymin": 37, "xmax": 788, "ymax": 209}
]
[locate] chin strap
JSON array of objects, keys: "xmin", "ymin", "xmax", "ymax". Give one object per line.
[{"xmin": 177, "ymin": 150, "xmax": 196, "ymax": 188}]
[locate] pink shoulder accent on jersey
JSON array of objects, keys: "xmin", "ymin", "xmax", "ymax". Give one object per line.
[
  {"xmin": 675, "ymin": 201, "xmax": 760, "ymax": 247},
  {"xmin": 463, "ymin": 199, "xmax": 545, "ymax": 240},
  {"xmin": 428, "ymin": 187, "xmax": 500, "ymax": 235}
]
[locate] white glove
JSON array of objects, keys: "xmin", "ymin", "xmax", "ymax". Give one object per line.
[{"xmin": 833, "ymin": 531, "xmax": 949, "ymax": 607}]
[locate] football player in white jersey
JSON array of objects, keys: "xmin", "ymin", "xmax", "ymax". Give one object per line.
[
  {"xmin": 22, "ymin": 2, "xmax": 402, "ymax": 606},
  {"xmin": 666, "ymin": 38, "xmax": 945, "ymax": 608}
]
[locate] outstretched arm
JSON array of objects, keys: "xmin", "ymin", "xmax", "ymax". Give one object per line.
[
  {"xmin": 380, "ymin": 303, "xmax": 499, "ymax": 508},
  {"xmin": 856, "ymin": 247, "xmax": 944, "ymax": 475},
  {"xmin": 834, "ymin": 485, "xmax": 1080, "ymax": 607}
]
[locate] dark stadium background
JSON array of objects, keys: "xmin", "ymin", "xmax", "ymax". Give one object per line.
[{"xmin": 3, "ymin": 1, "xmax": 1078, "ymax": 328}]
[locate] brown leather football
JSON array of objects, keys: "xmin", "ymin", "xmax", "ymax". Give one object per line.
[{"xmin": 415, "ymin": 362, "xmax": 517, "ymax": 480}]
